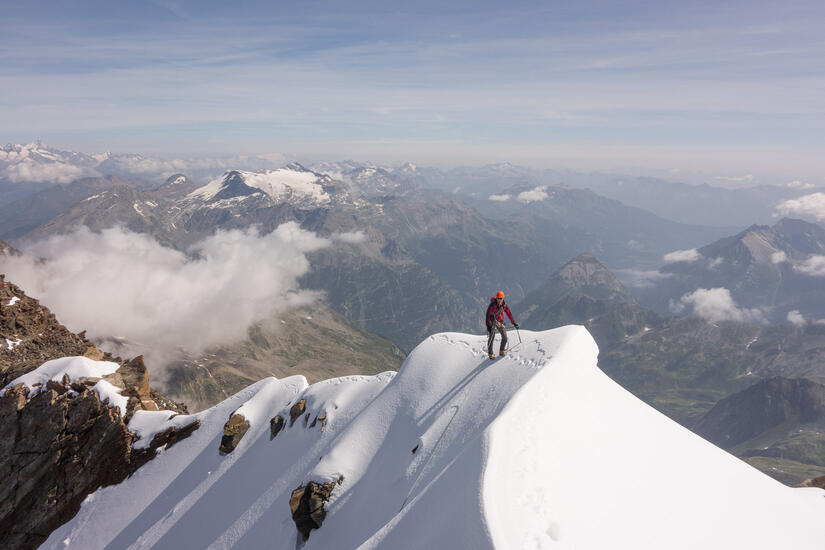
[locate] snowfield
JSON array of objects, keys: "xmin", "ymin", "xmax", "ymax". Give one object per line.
[
  {"xmin": 44, "ymin": 327, "xmax": 825, "ymax": 549},
  {"xmin": 189, "ymin": 168, "xmax": 330, "ymax": 205}
]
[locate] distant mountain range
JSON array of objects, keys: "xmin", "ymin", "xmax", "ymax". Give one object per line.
[
  {"xmin": 5, "ymin": 160, "xmax": 738, "ymax": 352},
  {"xmin": 632, "ymin": 218, "xmax": 825, "ymax": 322}
]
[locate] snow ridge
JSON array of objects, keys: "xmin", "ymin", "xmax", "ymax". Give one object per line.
[{"xmin": 44, "ymin": 327, "xmax": 825, "ymax": 550}]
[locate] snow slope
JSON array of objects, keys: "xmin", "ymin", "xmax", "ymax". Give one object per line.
[
  {"xmin": 189, "ymin": 168, "xmax": 330, "ymax": 205},
  {"xmin": 45, "ymin": 327, "xmax": 825, "ymax": 549}
]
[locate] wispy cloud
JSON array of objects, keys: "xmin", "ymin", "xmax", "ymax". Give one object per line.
[
  {"xmin": 1, "ymin": 2, "xmax": 824, "ymax": 172},
  {"xmin": 488, "ymin": 194, "xmax": 511, "ymax": 202},
  {"xmin": 616, "ymin": 269, "xmax": 673, "ymax": 288},
  {"xmin": 663, "ymin": 248, "xmax": 701, "ymax": 263}
]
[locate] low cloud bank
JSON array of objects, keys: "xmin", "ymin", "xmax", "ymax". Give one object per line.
[
  {"xmin": 0, "ymin": 223, "xmax": 329, "ymax": 368},
  {"xmin": 670, "ymin": 287, "xmax": 766, "ymax": 324},
  {"xmin": 776, "ymin": 192, "xmax": 825, "ymax": 221},
  {"xmin": 2, "ymin": 162, "xmax": 90, "ymax": 184}
]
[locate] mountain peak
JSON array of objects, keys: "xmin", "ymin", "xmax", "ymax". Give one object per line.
[
  {"xmin": 188, "ymin": 168, "xmax": 332, "ymax": 205},
  {"xmin": 553, "ymin": 252, "xmax": 629, "ymax": 298}
]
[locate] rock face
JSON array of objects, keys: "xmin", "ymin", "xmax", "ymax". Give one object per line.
[
  {"xmin": 219, "ymin": 413, "xmax": 250, "ymax": 453},
  {"xmin": 0, "ymin": 276, "xmax": 194, "ymax": 549},
  {"xmin": 0, "ymin": 385, "xmax": 134, "ymax": 549},
  {"xmin": 517, "ymin": 253, "xmax": 661, "ymax": 348},
  {"xmin": 289, "ymin": 478, "xmax": 342, "ymax": 541},
  {"xmin": 797, "ymin": 475, "xmax": 825, "ymax": 489},
  {"xmin": 695, "ymin": 377, "xmax": 825, "ymax": 448},
  {"xmin": 0, "ymin": 274, "xmax": 93, "ymax": 387},
  {"xmin": 0, "ymin": 376, "xmax": 195, "ymax": 550}
]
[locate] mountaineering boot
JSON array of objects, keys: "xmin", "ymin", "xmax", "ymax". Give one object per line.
[
  {"xmin": 500, "ymin": 350, "xmax": 507, "ymax": 357},
  {"xmin": 488, "ymin": 353, "xmax": 496, "ymax": 360}
]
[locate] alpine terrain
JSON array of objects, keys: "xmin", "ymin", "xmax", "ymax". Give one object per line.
[{"xmin": 36, "ymin": 326, "xmax": 825, "ymax": 549}]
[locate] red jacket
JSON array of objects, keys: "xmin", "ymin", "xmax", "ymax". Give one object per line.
[{"xmin": 486, "ymin": 297, "xmax": 515, "ymax": 328}]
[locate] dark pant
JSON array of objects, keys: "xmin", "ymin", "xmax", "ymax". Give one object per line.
[{"xmin": 487, "ymin": 324, "xmax": 508, "ymax": 355}]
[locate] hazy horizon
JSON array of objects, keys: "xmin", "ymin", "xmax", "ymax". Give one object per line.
[{"xmin": 2, "ymin": 1, "xmax": 824, "ymax": 179}]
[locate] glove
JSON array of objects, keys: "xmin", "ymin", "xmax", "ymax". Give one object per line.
[{"xmin": 514, "ymin": 322, "xmax": 519, "ymax": 329}]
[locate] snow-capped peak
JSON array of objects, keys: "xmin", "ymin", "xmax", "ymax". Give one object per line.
[{"xmin": 188, "ymin": 166, "xmax": 331, "ymax": 205}]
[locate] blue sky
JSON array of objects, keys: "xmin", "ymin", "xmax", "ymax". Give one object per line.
[{"xmin": 1, "ymin": 0, "xmax": 824, "ymax": 177}]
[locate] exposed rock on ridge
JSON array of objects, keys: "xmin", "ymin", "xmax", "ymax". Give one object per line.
[
  {"xmin": 0, "ymin": 274, "xmax": 94, "ymax": 387},
  {"xmin": 0, "ymin": 277, "xmax": 194, "ymax": 550}
]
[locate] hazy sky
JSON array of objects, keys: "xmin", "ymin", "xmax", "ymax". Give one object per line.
[{"xmin": 2, "ymin": 0, "xmax": 823, "ymax": 176}]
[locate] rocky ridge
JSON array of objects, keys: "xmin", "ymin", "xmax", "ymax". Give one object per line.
[{"xmin": 0, "ymin": 276, "xmax": 193, "ymax": 550}]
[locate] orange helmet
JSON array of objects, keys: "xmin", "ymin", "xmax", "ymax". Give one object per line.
[{"xmin": 495, "ymin": 291, "xmax": 505, "ymax": 298}]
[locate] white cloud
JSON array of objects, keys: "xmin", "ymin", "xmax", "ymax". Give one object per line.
[
  {"xmin": 1, "ymin": 161, "xmax": 91, "ymax": 184},
  {"xmin": 715, "ymin": 174, "xmax": 754, "ymax": 182},
  {"xmin": 793, "ymin": 255, "xmax": 825, "ymax": 276},
  {"xmin": 787, "ymin": 310, "xmax": 806, "ymax": 327},
  {"xmin": 615, "ymin": 269, "xmax": 672, "ymax": 288},
  {"xmin": 488, "ymin": 193, "xmax": 511, "ymax": 202},
  {"xmin": 663, "ymin": 248, "xmax": 700, "ymax": 264},
  {"xmin": 0, "ymin": 223, "xmax": 329, "ymax": 371},
  {"xmin": 332, "ymin": 230, "xmax": 367, "ymax": 244},
  {"xmin": 771, "ymin": 251, "xmax": 788, "ymax": 264},
  {"xmin": 786, "ymin": 180, "xmax": 815, "ymax": 190},
  {"xmin": 776, "ymin": 192, "xmax": 825, "ymax": 221},
  {"xmin": 670, "ymin": 287, "xmax": 766, "ymax": 324},
  {"xmin": 516, "ymin": 186, "xmax": 548, "ymax": 203},
  {"xmin": 708, "ymin": 257, "xmax": 724, "ymax": 269}
]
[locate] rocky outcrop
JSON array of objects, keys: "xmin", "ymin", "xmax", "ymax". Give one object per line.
[
  {"xmin": 797, "ymin": 475, "xmax": 825, "ymax": 489},
  {"xmin": 289, "ymin": 477, "xmax": 343, "ymax": 541},
  {"xmin": 220, "ymin": 413, "xmax": 250, "ymax": 453},
  {"xmin": 0, "ymin": 239, "xmax": 21, "ymax": 256},
  {"xmin": 289, "ymin": 398, "xmax": 307, "ymax": 426},
  {"xmin": 270, "ymin": 414, "xmax": 285, "ymax": 439},
  {"xmin": 0, "ymin": 276, "xmax": 194, "ymax": 549},
  {"xmin": 0, "ymin": 274, "xmax": 94, "ymax": 387},
  {"xmin": 0, "ymin": 377, "xmax": 196, "ymax": 550},
  {"xmin": 695, "ymin": 377, "xmax": 825, "ymax": 448}
]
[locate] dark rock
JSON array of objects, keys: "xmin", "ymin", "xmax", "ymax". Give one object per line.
[
  {"xmin": 219, "ymin": 413, "xmax": 250, "ymax": 453},
  {"xmin": 149, "ymin": 420, "xmax": 200, "ymax": 451},
  {"xmin": 270, "ymin": 415, "xmax": 285, "ymax": 439},
  {"xmin": 797, "ymin": 475, "xmax": 825, "ymax": 489},
  {"xmin": 0, "ymin": 275, "xmax": 92, "ymax": 387},
  {"xmin": 289, "ymin": 399, "xmax": 306, "ymax": 426},
  {"xmin": 308, "ymin": 412, "xmax": 328, "ymax": 432},
  {"xmin": 0, "ymin": 275, "xmax": 192, "ymax": 549},
  {"xmin": 288, "ymin": 479, "xmax": 340, "ymax": 541},
  {"xmin": 0, "ymin": 386, "xmax": 135, "ymax": 550},
  {"xmin": 695, "ymin": 377, "xmax": 825, "ymax": 448}
]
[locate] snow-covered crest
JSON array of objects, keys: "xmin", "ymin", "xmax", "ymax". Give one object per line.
[
  {"xmin": 188, "ymin": 165, "xmax": 331, "ymax": 205},
  {"xmin": 45, "ymin": 327, "xmax": 825, "ymax": 549}
]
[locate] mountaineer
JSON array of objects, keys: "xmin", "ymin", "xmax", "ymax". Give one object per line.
[{"xmin": 485, "ymin": 291, "xmax": 518, "ymax": 359}]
